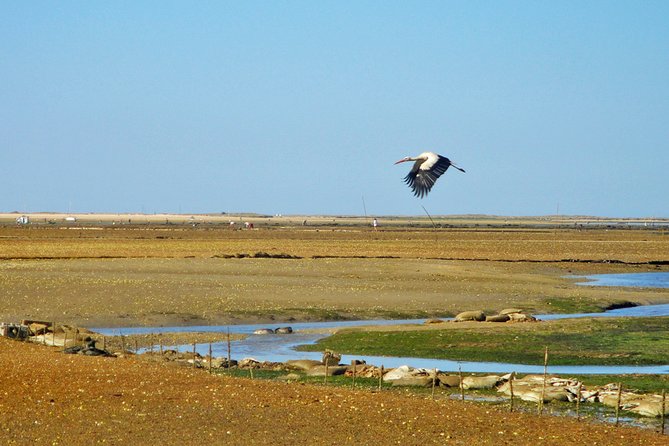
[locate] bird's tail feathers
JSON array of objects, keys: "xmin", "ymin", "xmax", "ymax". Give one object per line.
[{"xmin": 451, "ymin": 163, "xmax": 466, "ymax": 173}]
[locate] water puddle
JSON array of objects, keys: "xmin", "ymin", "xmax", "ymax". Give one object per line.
[
  {"xmin": 94, "ymin": 303, "xmax": 669, "ymax": 375},
  {"xmin": 573, "ymin": 271, "xmax": 669, "ymax": 288},
  {"xmin": 94, "ymin": 272, "xmax": 669, "ymax": 374}
]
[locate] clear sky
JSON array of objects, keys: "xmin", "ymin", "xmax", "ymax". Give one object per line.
[{"xmin": 2, "ymin": 1, "xmax": 668, "ymax": 217}]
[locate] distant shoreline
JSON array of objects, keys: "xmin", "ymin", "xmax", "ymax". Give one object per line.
[{"xmin": 2, "ymin": 211, "xmax": 668, "ymax": 229}]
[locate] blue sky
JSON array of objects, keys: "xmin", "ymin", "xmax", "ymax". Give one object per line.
[{"xmin": 2, "ymin": 1, "xmax": 668, "ymax": 217}]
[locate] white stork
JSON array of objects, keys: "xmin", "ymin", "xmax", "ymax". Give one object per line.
[{"xmin": 394, "ymin": 152, "xmax": 465, "ymax": 198}]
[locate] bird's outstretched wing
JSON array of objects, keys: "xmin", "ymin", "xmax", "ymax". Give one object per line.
[{"xmin": 403, "ymin": 155, "xmax": 457, "ymax": 198}]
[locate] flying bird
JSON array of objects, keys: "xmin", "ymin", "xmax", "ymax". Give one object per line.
[{"xmin": 394, "ymin": 152, "xmax": 465, "ymax": 198}]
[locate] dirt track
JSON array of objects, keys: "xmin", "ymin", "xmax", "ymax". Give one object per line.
[{"xmin": 1, "ymin": 338, "xmax": 666, "ymax": 445}]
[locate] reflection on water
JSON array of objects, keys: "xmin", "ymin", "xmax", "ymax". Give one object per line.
[
  {"xmin": 536, "ymin": 303, "xmax": 669, "ymax": 320},
  {"xmin": 573, "ymin": 271, "xmax": 669, "ymax": 288},
  {"xmin": 94, "ymin": 272, "xmax": 669, "ymax": 375}
]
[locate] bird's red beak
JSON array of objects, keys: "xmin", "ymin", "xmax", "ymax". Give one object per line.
[{"xmin": 394, "ymin": 158, "xmax": 409, "ymax": 165}]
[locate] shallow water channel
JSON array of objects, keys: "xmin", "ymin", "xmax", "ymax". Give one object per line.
[{"xmin": 95, "ymin": 272, "xmax": 669, "ymax": 375}]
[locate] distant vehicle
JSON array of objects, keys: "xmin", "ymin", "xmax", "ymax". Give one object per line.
[
  {"xmin": 64, "ymin": 216, "xmax": 77, "ymax": 222},
  {"xmin": 15, "ymin": 215, "xmax": 29, "ymax": 225}
]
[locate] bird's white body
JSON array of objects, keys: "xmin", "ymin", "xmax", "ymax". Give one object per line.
[
  {"xmin": 394, "ymin": 151, "xmax": 464, "ymax": 198},
  {"xmin": 415, "ymin": 152, "xmax": 440, "ymax": 171}
]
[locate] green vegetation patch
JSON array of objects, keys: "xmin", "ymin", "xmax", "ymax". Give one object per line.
[
  {"xmin": 569, "ymin": 374, "xmax": 669, "ymax": 393},
  {"xmin": 539, "ymin": 296, "xmax": 605, "ymax": 314},
  {"xmin": 298, "ymin": 317, "xmax": 669, "ymax": 366}
]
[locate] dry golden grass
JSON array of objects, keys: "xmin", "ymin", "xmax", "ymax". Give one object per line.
[
  {"xmin": 1, "ymin": 223, "xmax": 668, "ymax": 262},
  {"xmin": 0, "ymin": 222, "xmax": 667, "ymax": 328}
]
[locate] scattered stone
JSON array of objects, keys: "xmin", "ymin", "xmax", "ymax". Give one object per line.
[
  {"xmin": 461, "ymin": 375, "xmax": 501, "ymax": 389},
  {"xmin": 305, "ymin": 365, "xmax": 348, "ymax": 377},
  {"xmin": 437, "ymin": 374, "xmax": 462, "ymax": 388},
  {"xmin": 285, "ymin": 359, "xmax": 323, "ymax": 371},
  {"xmin": 485, "ymin": 314, "xmax": 510, "ymax": 322},
  {"xmin": 211, "ymin": 357, "xmax": 238, "ymax": 368},
  {"xmin": 391, "ymin": 376, "xmax": 434, "ymax": 387},
  {"xmin": 187, "ymin": 358, "xmax": 204, "ymax": 368},
  {"xmin": 454, "ymin": 310, "xmax": 486, "ymax": 322},
  {"xmin": 344, "ymin": 365, "xmax": 379, "ymax": 378},
  {"xmin": 627, "ymin": 398, "xmax": 669, "ymax": 417},
  {"xmin": 29, "ymin": 323, "xmax": 50, "ymax": 336},
  {"xmin": 382, "ymin": 365, "xmax": 433, "ymax": 382},
  {"xmin": 322, "ymin": 350, "xmax": 341, "ymax": 366},
  {"xmin": 499, "ymin": 308, "xmax": 524, "ymax": 315},
  {"xmin": 238, "ymin": 358, "xmax": 261, "ymax": 368},
  {"xmin": 507, "ymin": 313, "xmax": 537, "ymax": 322}
]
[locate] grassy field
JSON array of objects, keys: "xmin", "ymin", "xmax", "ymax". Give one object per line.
[{"xmin": 299, "ymin": 316, "xmax": 669, "ymax": 366}]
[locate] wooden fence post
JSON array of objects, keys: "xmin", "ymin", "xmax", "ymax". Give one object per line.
[
  {"xmin": 192, "ymin": 342, "xmax": 197, "ymax": 369},
  {"xmin": 324, "ymin": 361, "xmax": 329, "ymax": 385},
  {"xmin": 208, "ymin": 343, "xmax": 213, "ymax": 373},
  {"xmin": 661, "ymin": 389, "xmax": 666, "ymax": 434},
  {"xmin": 378, "ymin": 365, "xmax": 384, "ymax": 391},
  {"xmin": 615, "ymin": 382, "xmax": 623, "ymax": 426},
  {"xmin": 431, "ymin": 369, "xmax": 437, "ymax": 399},
  {"xmin": 227, "ymin": 328, "xmax": 231, "ymax": 372},
  {"xmin": 458, "ymin": 365, "xmax": 465, "ymax": 402},
  {"xmin": 52, "ymin": 322, "xmax": 56, "ymax": 346},
  {"xmin": 509, "ymin": 372, "xmax": 515, "ymax": 413},
  {"xmin": 539, "ymin": 346, "xmax": 548, "ymax": 415},
  {"xmin": 351, "ymin": 361, "xmax": 356, "ymax": 388},
  {"xmin": 576, "ymin": 383, "xmax": 582, "ymax": 421}
]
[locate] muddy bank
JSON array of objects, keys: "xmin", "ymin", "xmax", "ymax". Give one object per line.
[{"xmin": 29, "ymin": 326, "xmax": 246, "ymax": 352}]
